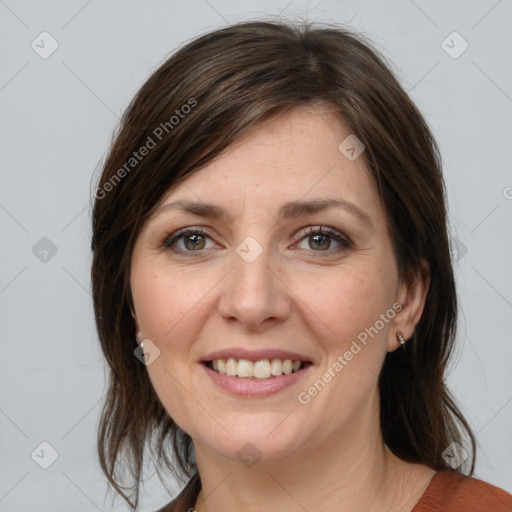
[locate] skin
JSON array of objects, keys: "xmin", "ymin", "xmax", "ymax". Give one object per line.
[{"xmin": 130, "ymin": 104, "xmax": 435, "ymax": 511}]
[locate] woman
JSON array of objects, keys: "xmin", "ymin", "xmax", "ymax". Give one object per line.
[{"xmin": 91, "ymin": 20, "xmax": 512, "ymax": 511}]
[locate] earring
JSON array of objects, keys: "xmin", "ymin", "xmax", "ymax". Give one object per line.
[
  {"xmin": 396, "ymin": 331, "xmax": 406, "ymax": 346},
  {"xmin": 136, "ymin": 331, "xmax": 144, "ymax": 345}
]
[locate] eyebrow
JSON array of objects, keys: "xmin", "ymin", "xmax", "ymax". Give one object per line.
[{"xmin": 154, "ymin": 198, "xmax": 373, "ymax": 227}]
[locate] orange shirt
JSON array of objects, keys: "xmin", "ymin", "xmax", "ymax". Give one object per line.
[
  {"xmin": 157, "ymin": 470, "xmax": 512, "ymax": 511},
  {"xmin": 412, "ymin": 470, "xmax": 512, "ymax": 511}
]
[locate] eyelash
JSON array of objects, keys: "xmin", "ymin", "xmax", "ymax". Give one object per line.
[{"xmin": 161, "ymin": 226, "xmax": 353, "ymax": 257}]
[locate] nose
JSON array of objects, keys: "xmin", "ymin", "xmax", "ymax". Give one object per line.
[{"xmin": 218, "ymin": 240, "xmax": 291, "ymax": 331}]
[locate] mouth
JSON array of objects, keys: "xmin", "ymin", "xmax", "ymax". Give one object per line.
[
  {"xmin": 199, "ymin": 349, "xmax": 314, "ymax": 396},
  {"xmin": 203, "ymin": 358, "xmax": 313, "ymax": 379}
]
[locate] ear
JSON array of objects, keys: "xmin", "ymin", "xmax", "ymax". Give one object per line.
[{"xmin": 387, "ymin": 260, "xmax": 430, "ymax": 352}]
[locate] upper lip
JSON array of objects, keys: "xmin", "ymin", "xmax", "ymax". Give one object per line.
[{"xmin": 201, "ymin": 348, "xmax": 312, "ymax": 363}]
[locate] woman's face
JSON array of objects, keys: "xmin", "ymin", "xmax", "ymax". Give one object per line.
[{"xmin": 130, "ymin": 105, "xmax": 420, "ymax": 464}]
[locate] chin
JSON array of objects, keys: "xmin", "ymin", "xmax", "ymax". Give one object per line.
[{"xmin": 193, "ymin": 414, "xmax": 309, "ymax": 465}]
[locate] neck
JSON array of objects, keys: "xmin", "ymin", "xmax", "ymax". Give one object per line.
[{"xmin": 191, "ymin": 392, "xmax": 434, "ymax": 512}]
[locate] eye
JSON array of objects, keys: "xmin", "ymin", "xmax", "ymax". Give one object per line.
[
  {"xmin": 294, "ymin": 226, "xmax": 352, "ymax": 254},
  {"xmin": 162, "ymin": 228, "xmax": 216, "ymax": 253},
  {"xmin": 161, "ymin": 226, "xmax": 352, "ymax": 256}
]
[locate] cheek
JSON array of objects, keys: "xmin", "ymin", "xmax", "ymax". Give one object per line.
[
  {"xmin": 290, "ymin": 266, "xmax": 395, "ymax": 430},
  {"xmin": 132, "ymin": 268, "xmax": 206, "ymax": 430},
  {"xmin": 131, "ymin": 263, "xmax": 220, "ymax": 425},
  {"xmin": 292, "ymin": 261, "xmax": 396, "ymax": 350},
  {"xmin": 131, "ymin": 264, "xmax": 213, "ymax": 352}
]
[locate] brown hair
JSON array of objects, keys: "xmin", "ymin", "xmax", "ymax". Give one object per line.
[{"xmin": 91, "ymin": 19, "xmax": 476, "ymax": 508}]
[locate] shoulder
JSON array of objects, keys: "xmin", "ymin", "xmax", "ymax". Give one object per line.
[
  {"xmin": 414, "ymin": 470, "xmax": 512, "ymax": 512},
  {"xmin": 154, "ymin": 473, "xmax": 201, "ymax": 512}
]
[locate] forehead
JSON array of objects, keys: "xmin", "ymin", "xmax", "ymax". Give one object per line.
[{"xmin": 155, "ymin": 105, "xmax": 381, "ymax": 221}]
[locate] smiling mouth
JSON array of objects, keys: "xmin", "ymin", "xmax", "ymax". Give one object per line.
[{"xmin": 204, "ymin": 358, "xmax": 312, "ymax": 379}]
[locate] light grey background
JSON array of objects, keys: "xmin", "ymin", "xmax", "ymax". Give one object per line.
[{"xmin": 1, "ymin": 1, "xmax": 511, "ymax": 511}]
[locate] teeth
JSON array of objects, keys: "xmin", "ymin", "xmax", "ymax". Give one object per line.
[
  {"xmin": 253, "ymin": 360, "xmax": 271, "ymax": 379},
  {"xmin": 237, "ymin": 359, "xmax": 253, "ymax": 378},
  {"xmin": 271, "ymin": 358, "xmax": 282, "ymax": 375},
  {"xmin": 225, "ymin": 357, "xmax": 237, "ymax": 376},
  {"xmin": 209, "ymin": 358, "xmax": 305, "ymax": 378}
]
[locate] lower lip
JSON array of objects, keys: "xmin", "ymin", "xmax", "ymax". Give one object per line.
[{"xmin": 202, "ymin": 363, "xmax": 311, "ymax": 397}]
